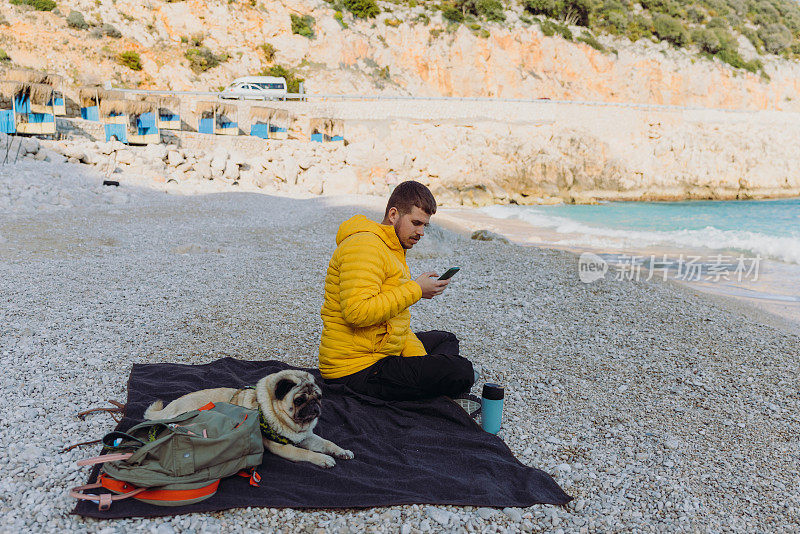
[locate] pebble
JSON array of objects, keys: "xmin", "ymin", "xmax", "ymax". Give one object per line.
[
  {"xmin": 426, "ymin": 507, "xmax": 452, "ymax": 526},
  {"xmin": 503, "ymin": 507, "xmax": 523, "ymax": 522},
  {"xmin": 477, "ymin": 507, "xmax": 495, "ymax": 520}
]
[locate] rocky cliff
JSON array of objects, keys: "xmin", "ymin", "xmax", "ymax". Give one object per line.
[{"xmin": 2, "ymin": 0, "xmax": 800, "ymax": 111}]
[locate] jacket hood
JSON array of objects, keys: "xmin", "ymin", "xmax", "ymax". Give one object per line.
[{"xmin": 336, "ymin": 215, "xmax": 402, "ymax": 252}]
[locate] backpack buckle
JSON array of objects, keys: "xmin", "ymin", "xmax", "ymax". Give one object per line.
[{"xmin": 98, "ymin": 494, "xmax": 112, "ymax": 511}]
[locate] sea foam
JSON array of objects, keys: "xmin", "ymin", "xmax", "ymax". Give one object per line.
[{"xmin": 480, "ymin": 204, "xmax": 800, "ymax": 265}]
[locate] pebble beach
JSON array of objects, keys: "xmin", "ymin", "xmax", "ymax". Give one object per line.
[{"xmin": 1, "ymin": 160, "xmax": 799, "ymax": 532}]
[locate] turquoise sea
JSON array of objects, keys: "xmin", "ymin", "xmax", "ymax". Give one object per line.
[{"xmin": 480, "ymin": 198, "xmax": 800, "ymax": 265}]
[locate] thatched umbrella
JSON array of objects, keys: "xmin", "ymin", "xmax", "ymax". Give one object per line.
[
  {"xmin": 329, "ymin": 118, "xmax": 344, "ymax": 138},
  {"xmin": 99, "ymin": 99, "xmax": 128, "ymax": 117},
  {"xmin": 270, "ymin": 108, "xmax": 290, "ymax": 128},
  {"xmin": 28, "ymin": 83, "xmax": 55, "ymax": 106},
  {"xmin": 6, "ymin": 69, "xmax": 63, "ymax": 87},
  {"xmin": 0, "ymin": 81, "xmax": 23, "ymax": 101},
  {"xmin": 195, "ymin": 100, "xmax": 218, "ymax": 117},
  {"xmin": 309, "ymin": 117, "xmax": 329, "ymax": 136},
  {"xmin": 78, "ymin": 86, "xmax": 113, "ymax": 107},
  {"xmin": 249, "ymin": 106, "xmax": 277, "ymax": 122},
  {"xmin": 0, "ymin": 81, "xmax": 21, "ymax": 108},
  {"xmin": 101, "ymin": 99, "xmax": 157, "ymax": 134},
  {"xmin": 0, "ymin": 81, "xmax": 54, "ymax": 106},
  {"xmin": 157, "ymin": 95, "xmax": 180, "ymax": 115},
  {"xmin": 309, "ymin": 117, "xmax": 343, "ymax": 137},
  {"xmin": 158, "ymin": 95, "xmax": 180, "ymax": 109},
  {"xmin": 214, "ymin": 102, "xmax": 235, "ymax": 118},
  {"xmin": 100, "ymin": 99, "xmax": 155, "ymax": 117}
]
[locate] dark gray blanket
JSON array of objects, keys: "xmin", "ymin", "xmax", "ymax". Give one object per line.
[{"xmin": 73, "ymin": 357, "xmax": 571, "ymax": 518}]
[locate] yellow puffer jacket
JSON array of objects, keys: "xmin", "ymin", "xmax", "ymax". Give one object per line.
[{"xmin": 318, "ymin": 215, "xmax": 427, "ymax": 379}]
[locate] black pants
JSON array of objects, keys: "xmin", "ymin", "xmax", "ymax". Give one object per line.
[{"xmin": 326, "ymin": 330, "xmax": 475, "ymax": 401}]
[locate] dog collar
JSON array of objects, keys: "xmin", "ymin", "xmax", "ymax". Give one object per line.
[
  {"xmin": 238, "ymin": 385, "xmax": 296, "ymax": 446},
  {"xmin": 257, "ymin": 407, "xmax": 295, "ymax": 446}
]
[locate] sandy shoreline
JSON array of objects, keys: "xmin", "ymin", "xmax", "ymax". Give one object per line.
[{"xmin": 2, "ymin": 161, "xmax": 799, "ymax": 532}]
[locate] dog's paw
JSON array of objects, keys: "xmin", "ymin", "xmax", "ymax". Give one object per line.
[
  {"xmin": 335, "ymin": 449, "xmax": 354, "ymax": 460},
  {"xmin": 313, "ymin": 454, "xmax": 336, "ymax": 468}
]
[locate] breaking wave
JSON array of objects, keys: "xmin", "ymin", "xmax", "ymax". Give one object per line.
[{"xmin": 480, "ymin": 204, "xmax": 800, "ymax": 265}]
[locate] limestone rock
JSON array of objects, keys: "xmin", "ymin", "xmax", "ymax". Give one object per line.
[
  {"xmin": 21, "ymin": 137, "xmax": 40, "ymax": 155},
  {"xmin": 167, "ymin": 150, "xmax": 184, "ymax": 166},
  {"xmin": 116, "ymin": 150, "xmax": 135, "ymax": 165},
  {"xmin": 308, "ymin": 180, "xmax": 323, "ymax": 195},
  {"xmin": 145, "ymin": 144, "xmax": 168, "ymax": 161},
  {"xmin": 195, "ymin": 161, "xmax": 212, "ymax": 180},
  {"xmin": 211, "ymin": 151, "xmax": 229, "ymax": 172},
  {"xmin": 223, "ymin": 160, "xmax": 240, "ymax": 181}
]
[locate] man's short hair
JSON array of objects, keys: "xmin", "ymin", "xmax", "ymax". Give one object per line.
[{"xmin": 385, "ymin": 181, "xmax": 437, "ymax": 217}]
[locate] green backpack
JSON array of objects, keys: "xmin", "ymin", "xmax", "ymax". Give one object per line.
[{"xmin": 71, "ymin": 402, "xmax": 264, "ymax": 510}]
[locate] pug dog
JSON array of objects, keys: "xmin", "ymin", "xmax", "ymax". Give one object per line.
[{"xmin": 144, "ymin": 369, "xmax": 354, "ymax": 468}]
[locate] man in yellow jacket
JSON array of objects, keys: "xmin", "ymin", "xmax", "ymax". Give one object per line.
[{"xmin": 319, "ymin": 181, "xmax": 476, "ymax": 401}]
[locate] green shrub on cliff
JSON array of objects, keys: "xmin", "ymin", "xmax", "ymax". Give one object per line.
[
  {"xmin": 653, "ymin": 14, "xmax": 688, "ymax": 46},
  {"xmin": 438, "ymin": 0, "xmax": 507, "ymax": 23},
  {"xmin": 334, "ymin": 10, "xmax": 349, "ymax": 28},
  {"xmin": 692, "ymin": 27, "xmax": 721, "ymax": 53},
  {"xmin": 539, "ymin": 18, "xmax": 573, "ymax": 39},
  {"xmin": 10, "ymin": 0, "xmax": 57, "ymax": 10},
  {"xmin": 524, "ymin": 0, "xmax": 559, "ymax": 19},
  {"xmin": 185, "ymin": 47, "xmax": 227, "ymax": 72},
  {"xmin": 0, "ymin": 48, "xmax": 11, "ymax": 62},
  {"xmin": 524, "ymin": 0, "xmax": 592, "ymax": 26},
  {"xmin": 117, "ymin": 50, "xmax": 142, "ymax": 71},
  {"xmin": 442, "ymin": 3, "xmax": 464, "ymax": 22},
  {"xmin": 66, "ymin": 10, "xmax": 88, "ymax": 29},
  {"xmin": 102, "ymin": 23, "xmax": 122, "ymax": 38},
  {"xmin": 577, "ymin": 31, "xmax": 606, "ymax": 51},
  {"xmin": 343, "ymin": 0, "xmax": 380, "ymax": 19},
  {"xmin": 259, "ymin": 43, "xmax": 276, "ymax": 62},
  {"xmin": 291, "ymin": 14, "xmax": 315, "ymax": 38},
  {"xmin": 466, "ymin": 0, "xmax": 507, "ymax": 22},
  {"xmin": 758, "ymin": 23, "xmax": 792, "ymax": 54},
  {"xmin": 625, "ymin": 14, "xmax": 654, "ymax": 41},
  {"xmin": 515, "ymin": 0, "xmax": 800, "ymax": 71}
]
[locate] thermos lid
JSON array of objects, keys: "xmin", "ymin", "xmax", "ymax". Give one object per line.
[{"xmin": 482, "ymin": 383, "xmax": 504, "ymax": 400}]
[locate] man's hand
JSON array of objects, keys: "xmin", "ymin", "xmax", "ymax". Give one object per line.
[{"xmin": 415, "ymin": 272, "xmax": 450, "ymax": 299}]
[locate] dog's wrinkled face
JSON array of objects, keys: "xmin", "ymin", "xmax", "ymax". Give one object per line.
[{"xmin": 273, "ymin": 371, "xmax": 323, "ymax": 426}]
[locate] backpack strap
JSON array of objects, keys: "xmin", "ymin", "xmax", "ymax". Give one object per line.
[
  {"xmin": 70, "ymin": 481, "xmax": 146, "ymax": 511},
  {"xmin": 77, "ymin": 453, "xmax": 133, "ymax": 466},
  {"xmin": 76, "ymin": 400, "xmax": 126, "ymax": 422}
]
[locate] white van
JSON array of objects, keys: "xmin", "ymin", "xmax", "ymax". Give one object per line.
[{"xmin": 219, "ymin": 76, "xmax": 287, "ymax": 100}]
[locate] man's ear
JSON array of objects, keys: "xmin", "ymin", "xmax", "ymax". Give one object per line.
[
  {"xmin": 385, "ymin": 206, "xmax": 399, "ymax": 225},
  {"xmin": 274, "ymin": 379, "xmax": 296, "ymax": 401}
]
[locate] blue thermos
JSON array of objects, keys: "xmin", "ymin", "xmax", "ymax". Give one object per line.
[{"xmin": 481, "ymin": 383, "xmax": 504, "ymax": 434}]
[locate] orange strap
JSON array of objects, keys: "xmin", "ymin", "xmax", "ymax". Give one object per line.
[
  {"xmin": 238, "ymin": 468, "xmax": 261, "ymax": 487},
  {"xmin": 100, "ymin": 474, "xmax": 220, "ymax": 502}
]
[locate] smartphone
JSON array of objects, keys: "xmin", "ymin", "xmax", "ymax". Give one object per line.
[{"xmin": 438, "ymin": 267, "xmax": 460, "ymax": 280}]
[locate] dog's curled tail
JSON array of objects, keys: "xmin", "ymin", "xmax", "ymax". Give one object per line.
[{"xmin": 144, "ymin": 400, "xmax": 164, "ymax": 420}]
